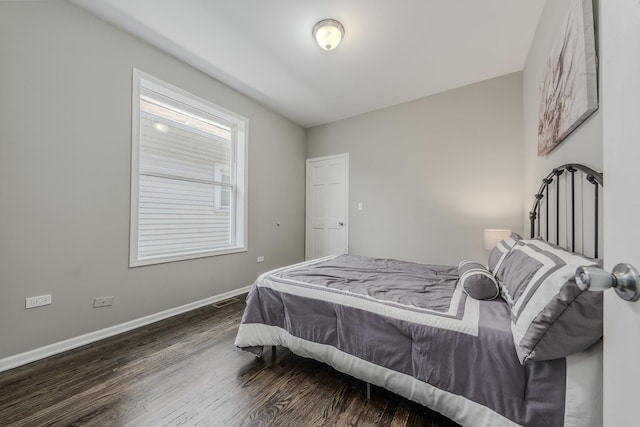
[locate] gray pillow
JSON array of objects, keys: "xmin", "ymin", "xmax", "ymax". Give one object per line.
[
  {"xmin": 487, "ymin": 232, "xmax": 522, "ymax": 277},
  {"xmin": 458, "ymin": 261, "xmax": 500, "ymax": 300},
  {"xmin": 496, "ymin": 239, "xmax": 602, "ymax": 363}
]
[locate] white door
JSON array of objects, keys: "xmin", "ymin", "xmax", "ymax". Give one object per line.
[
  {"xmin": 306, "ymin": 153, "xmax": 349, "ymax": 260},
  {"xmin": 601, "ymin": 2, "xmax": 640, "ymax": 425}
]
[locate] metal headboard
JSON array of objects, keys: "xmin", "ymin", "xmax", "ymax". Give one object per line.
[{"xmin": 529, "ymin": 164, "xmax": 604, "ymax": 258}]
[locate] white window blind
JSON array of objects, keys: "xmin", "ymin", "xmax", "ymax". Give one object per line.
[{"xmin": 130, "ymin": 70, "xmax": 247, "ymax": 266}]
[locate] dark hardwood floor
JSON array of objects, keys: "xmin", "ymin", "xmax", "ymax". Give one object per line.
[{"xmin": 0, "ymin": 295, "xmax": 461, "ymax": 427}]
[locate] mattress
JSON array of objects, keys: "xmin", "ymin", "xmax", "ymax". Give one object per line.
[{"xmin": 235, "ymin": 254, "xmax": 602, "ymax": 427}]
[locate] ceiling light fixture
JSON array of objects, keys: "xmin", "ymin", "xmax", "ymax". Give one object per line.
[{"xmin": 312, "ymin": 19, "xmax": 344, "ymax": 51}]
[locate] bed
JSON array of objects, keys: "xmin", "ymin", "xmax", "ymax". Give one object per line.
[{"xmin": 234, "ymin": 164, "xmax": 604, "ymax": 427}]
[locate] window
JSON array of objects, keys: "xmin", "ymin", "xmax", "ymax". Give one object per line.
[
  {"xmin": 130, "ymin": 70, "xmax": 247, "ymax": 266},
  {"xmin": 214, "ymin": 164, "xmax": 231, "ymax": 212}
]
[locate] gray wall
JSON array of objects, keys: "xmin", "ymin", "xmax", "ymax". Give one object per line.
[
  {"xmin": 307, "ymin": 73, "xmax": 524, "ymax": 265},
  {"xmin": 0, "ymin": 1, "xmax": 305, "ymax": 359},
  {"xmin": 522, "ymin": 0, "xmax": 602, "ymax": 234}
]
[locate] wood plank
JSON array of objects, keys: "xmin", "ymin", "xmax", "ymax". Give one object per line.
[{"xmin": 0, "ymin": 296, "xmax": 461, "ymax": 427}]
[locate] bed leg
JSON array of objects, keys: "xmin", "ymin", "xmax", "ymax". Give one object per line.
[
  {"xmin": 366, "ymin": 382, "xmax": 371, "ymax": 400},
  {"xmin": 271, "ymin": 345, "xmax": 276, "ymax": 360}
]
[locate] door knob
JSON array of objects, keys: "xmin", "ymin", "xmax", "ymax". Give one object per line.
[
  {"xmin": 338, "ymin": 222, "xmax": 344, "ymax": 226},
  {"xmin": 575, "ymin": 263, "xmax": 640, "ymax": 302}
]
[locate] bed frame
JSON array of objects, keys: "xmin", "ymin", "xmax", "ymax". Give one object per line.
[
  {"xmin": 242, "ymin": 163, "xmax": 605, "ymax": 426},
  {"xmin": 529, "ymin": 163, "xmax": 603, "ymax": 258}
]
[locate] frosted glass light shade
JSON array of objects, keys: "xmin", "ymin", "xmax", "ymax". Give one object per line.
[
  {"xmin": 484, "ymin": 229, "xmax": 512, "ymax": 250},
  {"xmin": 313, "ymin": 19, "xmax": 344, "ymax": 51}
]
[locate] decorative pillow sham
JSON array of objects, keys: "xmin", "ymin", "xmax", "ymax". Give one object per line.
[
  {"xmin": 458, "ymin": 261, "xmax": 500, "ymax": 300},
  {"xmin": 487, "ymin": 232, "xmax": 522, "ymax": 277},
  {"xmin": 496, "ymin": 239, "xmax": 602, "ymax": 364}
]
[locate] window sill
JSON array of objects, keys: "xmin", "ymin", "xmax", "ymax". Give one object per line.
[{"xmin": 129, "ymin": 246, "xmax": 248, "ymax": 267}]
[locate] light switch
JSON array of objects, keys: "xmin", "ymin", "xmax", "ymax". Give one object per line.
[{"xmin": 357, "ymin": 202, "xmax": 364, "ymax": 211}]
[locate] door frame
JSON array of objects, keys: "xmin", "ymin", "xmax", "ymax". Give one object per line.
[{"xmin": 305, "ymin": 153, "xmax": 349, "ymax": 260}]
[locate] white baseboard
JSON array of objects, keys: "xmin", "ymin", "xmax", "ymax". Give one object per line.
[{"xmin": 0, "ymin": 285, "xmax": 252, "ymax": 373}]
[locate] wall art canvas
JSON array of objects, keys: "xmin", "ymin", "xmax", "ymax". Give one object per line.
[{"xmin": 538, "ymin": 0, "xmax": 598, "ymax": 156}]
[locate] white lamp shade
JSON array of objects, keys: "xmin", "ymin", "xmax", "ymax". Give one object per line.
[
  {"xmin": 484, "ymin": 229, "xmax": 512, "ymax": 250},
  {"xmin": 313, "ymin": 19, "xmax": 344, "ymax": 51}
]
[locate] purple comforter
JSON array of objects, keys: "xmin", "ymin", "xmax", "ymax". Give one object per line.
[{"xmin": 235, "ymin": 255, "xmax": 568, "ymax": 427}]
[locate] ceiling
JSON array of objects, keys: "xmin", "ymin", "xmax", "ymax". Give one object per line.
[{"xmin": 70, "ymin": 0, "xmax": 546, "ymax": 128}]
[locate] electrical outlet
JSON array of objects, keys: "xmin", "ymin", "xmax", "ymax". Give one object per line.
[
  {"xmin": 93, "ymin": 296, "xmax": 114, "ymax": 308},
  {"xmin": 26, "ymin": 294, "xmax": 52, "ymax": 309},
  {"xmin": 257, "ymin": 256, "xmax": 265, "ymax": 263}
]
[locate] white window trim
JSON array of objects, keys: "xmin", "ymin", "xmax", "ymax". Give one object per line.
[{"xmin": 129, "ymin": 69, "xmax": 248, "ymax": 267}]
